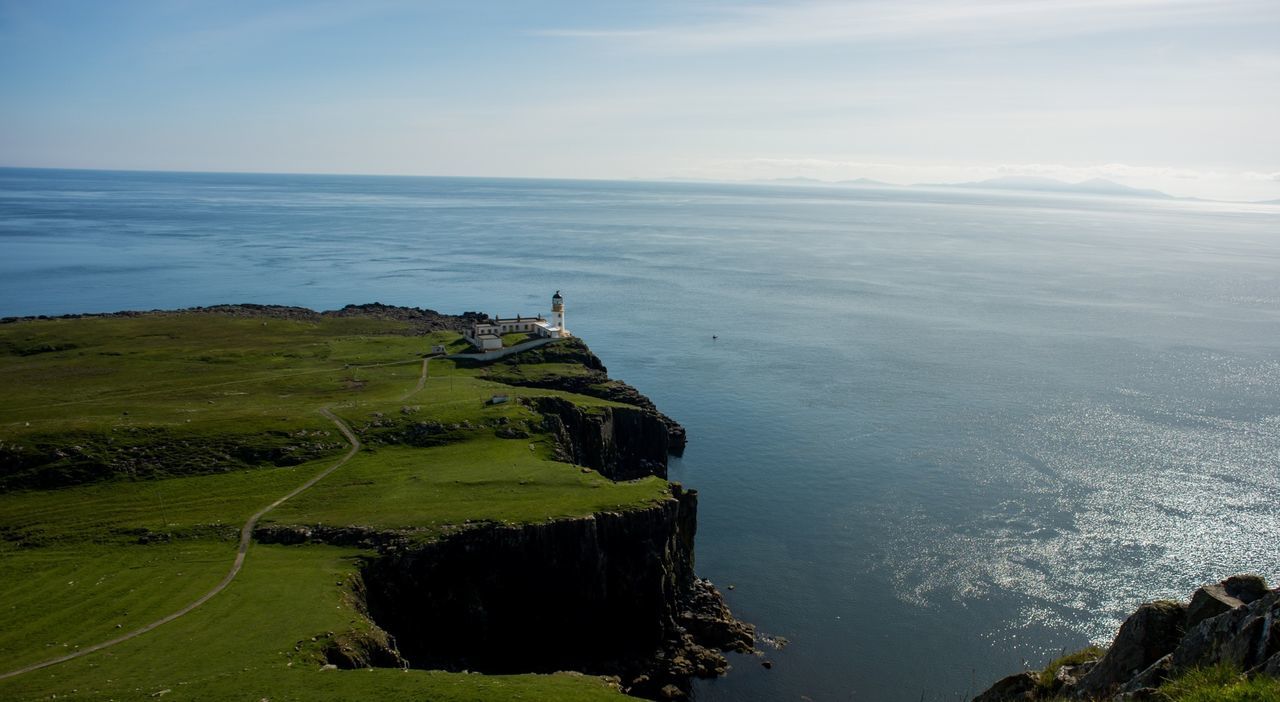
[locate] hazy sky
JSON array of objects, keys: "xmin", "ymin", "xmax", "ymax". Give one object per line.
[{"xmin": 2, "ymin": 0, "xmax": 1278, "ymax": 200}]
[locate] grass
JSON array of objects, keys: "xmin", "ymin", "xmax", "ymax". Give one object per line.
[
  {"xmin": 0, "ymin": 541, "xmax": 235, "ymax": 672},
  {"xmin": 270, "ymin": 442, "xmax": 669, "ymax": 534},
  {"xmin": 1160, "ymin": 665, "xmax": 1280, "ymax": 702},
  {"xmin": 1036, "ymin": 645, "xmax": 1105, "ymax": 691},
  {"xmin": 501, "ymin": 331, "xmax": 540, "ymax": 347},
  {"xmin": 0, "ymin": 311, "xmax": 659, "ymax": 700},
  {"xmin": 0, "ymin": 545, "xmax": 625, "ymax": 701}
]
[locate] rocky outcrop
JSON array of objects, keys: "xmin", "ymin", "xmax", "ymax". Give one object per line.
[
  {"xmin": 358, "ymin": 484, "xmax": 753, "ymax": 699},
  {"xmin": 480, "ymin": 338, "xmax": 687, "ymax": 457},
  {"xmin": 1072, "ymin": 600, "xmax": 1186, "ymax": 699},
  {"xmin": 532, "ymin": 396, "xmax": 676, "ymax": 481},
  {"xmin": 973, "ymin": 575, "xmax": 1279, "ymax": 702},
  {"xmin": 304, "ymin": 571, "xmax": 406, "ymax": 670},
  {"xmin": 1172, "ymin": 589, "xmax": 1278, "ymax": 673},
  {"xmin": 1184, "ymin": 574, "xmax": 1270, "ymax": 631},
  {"xmin": 973, "ymin": 672, "xmax": 1038, "ymax": 702},
  {"xmin": 254, "ymin": 523, "xmax": 423, "ymax": 550},
  {"xmin": 0, "ymin": 427, "xmax": 345, "ymax": 491}
]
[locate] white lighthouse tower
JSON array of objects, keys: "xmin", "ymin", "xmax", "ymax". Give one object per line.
[{"xmin": 551, "ymin": 290, "xmax": 567, "ymax": 335}]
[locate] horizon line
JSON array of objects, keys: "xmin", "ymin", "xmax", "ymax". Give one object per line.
[{"xmin": 2, "ymin": 164, "xmax": 1278, "ymax": 206}]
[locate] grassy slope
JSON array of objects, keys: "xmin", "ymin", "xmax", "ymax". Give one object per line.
[{"xmin": 0, "ymin": 312, "xmax": 658, "ymax": 700}]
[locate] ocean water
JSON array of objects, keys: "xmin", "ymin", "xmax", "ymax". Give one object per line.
[{"xmin": 2, "ymin": 167, "xmax": 1279, "ymax": 700}]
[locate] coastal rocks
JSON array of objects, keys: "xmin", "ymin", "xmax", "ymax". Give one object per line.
[
  {"xmin": 1115, "ymin": 654, "xmax": 1172, "ymax": 698},
  {"xmin": 973, "ymin": 575, "xmax": 1278, "ymax": 702},
  {"xmin": 972, "ymin": 671, "xmax": 1038, "ymax": 702},
  {"xmin": 1172, "ymin": 590, "xmax": 1279, "ymax": 672},
  {"xmin": 1184, "ymin": 575, "xmax": 1268, "ymax": 630},
  {"xmin": 1072, "ymin": 600, "xmax": 1186, "ymax": 699},
  {"xmin": 358, "ymin": 485, "xmax": 753, "ymax": 699},
  {"xmin": 678, "ymin": 578, "xmax": 755, "ymax": 653}
]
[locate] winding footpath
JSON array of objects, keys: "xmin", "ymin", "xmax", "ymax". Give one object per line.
[{"xmin": 0, "ymin": 355, "xmax": 432, "ymax": 680}]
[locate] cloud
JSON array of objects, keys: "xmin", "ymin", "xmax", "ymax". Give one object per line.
[{"xmin": 538, "ymin": 0, "xmax": 1278, "ymax": 51}]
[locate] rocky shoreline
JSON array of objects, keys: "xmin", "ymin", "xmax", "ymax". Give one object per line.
[{"xmin": 975, "ymin": 575, "xmax": 1279, "ymax": 701}]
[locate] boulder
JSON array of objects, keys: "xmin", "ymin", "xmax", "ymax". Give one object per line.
[
  {"xmin": 1113, "ymin": 687, "xmax": 1161, "ymax": 701},
  {"xmin": 1185, "ymin": 584, "xmax": 1246, "ymax": 631},
  {"xmin": 972, "ymin": 671, "xmax": 1038, "ymax": 702},
  {"xmin": 1073, "ymin": 600, "xmax": 1186, "ymax": 699},
  {"xmin": 1045, "ymin": 660, "xmax": 1095, "ymax": 697},
  {"xmin": 1116, "ymin": 654, "xmax": 1172, "ymax": 696},
  {"xmin": 1222, "ymin": 574, "xmax": 1269, "ymax": 604},
  {"xmin": 1184, "ymin": 575, "xmax": 1268, "ymax": 630},
  {"xmin": 1256, "ymin": 650, "xmax": 1280, "ymax": 676},
  {"xmin": 1172, "ymin": 591, "xmax": 1278, "ymax": 672},
  {"xmin": 1055, "ymin": 661, "xmax": 1092, "ymax": 688}
]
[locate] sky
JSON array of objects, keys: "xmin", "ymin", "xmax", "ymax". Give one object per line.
[{"xmin": 1, "ymin": 0, "xmax": 1278, "ymax": 201}]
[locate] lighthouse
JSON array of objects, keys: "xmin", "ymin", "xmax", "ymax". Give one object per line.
[
  {"xmin": 462, "ymin": 291, "xmax": 570, "ymax": 351},
  {"xmin": 551, "ymin": 290, "xmax": 566, "ymax": 334}
]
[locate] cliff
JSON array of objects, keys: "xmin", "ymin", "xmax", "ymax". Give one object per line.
[
  {"xmin": 974, "ymin": 575, "xmax": 1279, "ymax": 701},
  {"xmin": 532, "ymin": 396, "xmax": 676, "ymax": 481},
  {"xmin": 0, "ymin": 306, "xmax": 743, "ymax": 701},
  {"xmin": 475, "ymin": 337, "xmax": 687, "ymax": 456},
  {"xmin": 259, "ymin": 336, "xmax": 750, "ymax": 699},
  {"xmin": 258, "ymin": 485, "xmax": 754, "ymax": 699}
]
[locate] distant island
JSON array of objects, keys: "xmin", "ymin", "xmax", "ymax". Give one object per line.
[
  {"xmin": 754, "ymin": 174, "xmax": 1185, "ymax": 199},
  {"xmin": 931, "ymin": 175, "xmax": 1178, "ymax": 199},
  {"xmin": 0, "ymin": 301, "xmax": 753, "ymax": 701}
]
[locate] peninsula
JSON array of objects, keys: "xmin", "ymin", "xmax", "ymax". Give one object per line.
[{"xmin": 0, "ymin": 299, "xmax": 751, "ymax": 701}]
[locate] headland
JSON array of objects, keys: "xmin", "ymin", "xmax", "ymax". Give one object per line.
[{"xmin": 0, "ymin": 302, "xmax": 750, "ymax": 701}]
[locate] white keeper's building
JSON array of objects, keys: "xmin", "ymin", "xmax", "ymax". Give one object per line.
[{"xmin": 463, "ymin": 291, "xmax": 569, "ymax": 352}]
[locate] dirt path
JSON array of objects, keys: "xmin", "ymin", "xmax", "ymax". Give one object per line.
[
  {"xmin": 0, "ymin": 408, "xmax": 363, "ymax": 682},
  {"xmin": 398, "ymin": 357, "xmax": 431, "ymax": 401}
]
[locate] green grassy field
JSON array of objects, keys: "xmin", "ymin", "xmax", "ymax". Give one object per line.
[{"xmin": 0, "ymin": 312, "xmax": 654, "ymax": 700}]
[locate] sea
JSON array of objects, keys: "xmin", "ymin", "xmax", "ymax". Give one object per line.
[{"xmin": 2, "ymin": 167, "xmax": 1278, "ymax": 701}]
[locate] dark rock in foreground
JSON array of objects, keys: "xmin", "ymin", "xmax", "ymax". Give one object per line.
[{"xmin": 973, "ymin": 574, "xmax": 1279, "ymax": 701}]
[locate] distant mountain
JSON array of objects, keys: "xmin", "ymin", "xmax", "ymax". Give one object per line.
[
  {"xmin": 939, "ymin": 176, "xmax": 1176, "ymax": 199},
  {"xmin": 761, "ymin": 176, "xmax": 828, "ymax": 185},
  {"xmin": 836, "ymin": 177, "xmax": 896, "ymax": 187},
  {"xmin": 753, "ymin": 176, "xmax": 899, "ymax": 187}
]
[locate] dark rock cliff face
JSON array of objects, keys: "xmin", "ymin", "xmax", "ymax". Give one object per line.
[
  {"xmin": 532, "ymin": 396, "xmax": 676, "ymax": 481},
  {"xmin": 359, "ymin": 485, "xmax": 753, "ymax": 699},
  {"xmin": 479, "ymin": 338, "xmax": 687, "ymax": 457}
]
